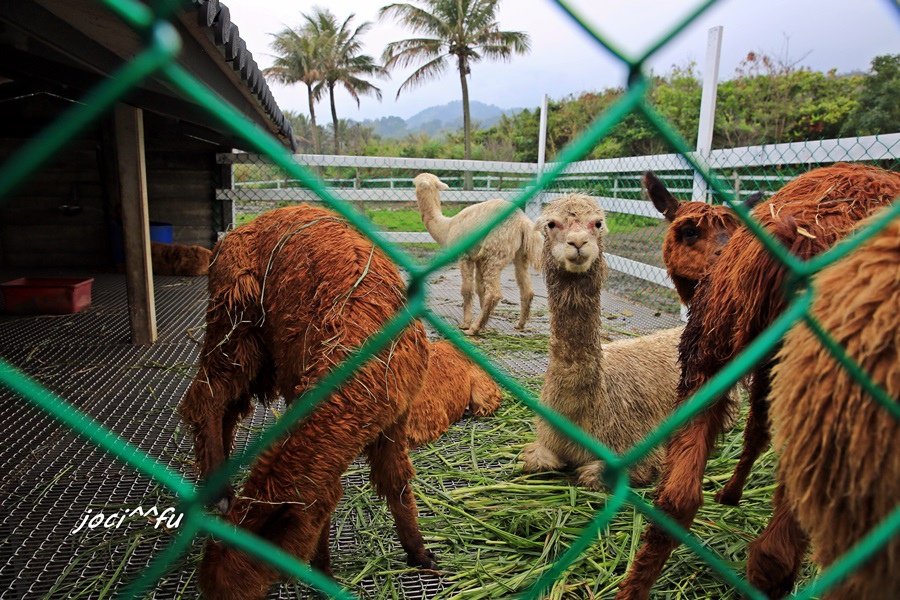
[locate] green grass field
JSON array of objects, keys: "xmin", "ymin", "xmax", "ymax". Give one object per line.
[{"xmin": 235, "ymin": 205, "xmax": 659, "ymax": 236}]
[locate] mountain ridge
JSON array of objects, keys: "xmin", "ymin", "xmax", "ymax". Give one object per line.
[{"xmin": 353, "ymin": 100, "xmax": 524, "ymax": 138}]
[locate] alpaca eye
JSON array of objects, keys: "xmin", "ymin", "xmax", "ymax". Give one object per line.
[
  {"xmin": 594, "ymin": 220, "xmax": 603, "ymax": 229},
  {"xmin": 681, "ymin": 225, "xmax": 699, "ymax": 243},
  {"xmin": 547, "ymin": 221, "xmax": 556, "ymax": 229}
]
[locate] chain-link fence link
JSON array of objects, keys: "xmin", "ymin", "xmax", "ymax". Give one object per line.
[{"xmin": 0, "ymin": 0, "xmax": 898, "ymax": 599}]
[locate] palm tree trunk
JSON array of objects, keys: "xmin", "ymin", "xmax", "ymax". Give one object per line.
[
  {"xmin": 458, "ymin": 55, "xmax": 473, "ymax": 190},
  {"xmin": 329, "ymin": 83, "xmax": 340, "ymax": 154},
  {"xmin": 306, "ymin": 85, "xmax": 321, "ymax": 155}
]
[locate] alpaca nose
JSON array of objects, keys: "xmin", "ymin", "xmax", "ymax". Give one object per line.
[{"xmin": 567, "ymin": 231, "xmax": 589, "ymax": 249}]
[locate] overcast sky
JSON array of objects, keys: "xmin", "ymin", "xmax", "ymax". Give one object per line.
[{"xmin": 221, "ymin": 0, "xmax": 900, "ymax": 122}]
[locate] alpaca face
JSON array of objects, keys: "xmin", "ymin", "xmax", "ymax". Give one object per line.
[
  {"xmin": 537, "ymin": 195, "xmax": 608, "ymax": 273},
  {"xmin": 661, "ymin": 203, "xmax": 740, "ymax": 295},
  {"xmin": 643, "ymin": 171, "xmax": 762, "ymax": 303},
  {"xmin": 413, "ymin": 172, "xmax": 450, "ymax": 192}
]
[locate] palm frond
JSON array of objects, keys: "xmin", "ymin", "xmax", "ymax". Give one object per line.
[
  {"xmin": 382, "ymin": 38, "xmax": 445, "ymax": 70},
  {"xmin": 396, "ymin": 56, "xmax": 450, "ymax": 98}
]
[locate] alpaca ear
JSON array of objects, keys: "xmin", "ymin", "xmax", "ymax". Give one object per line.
[
  {"xmin": 743, "ymin": 190, "xmax": 765, "ymax": 210},
  {"xmin": 438, "ymin": 180, "xmax": 449, "ymax": 191},
  {"xmin": 643, "ymin": 171, "xmax": 680, "ymax": 222}
]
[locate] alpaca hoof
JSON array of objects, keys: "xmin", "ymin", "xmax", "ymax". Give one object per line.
[
  {"xmin": 714, "ymin": 487, "xmax": 742, "ymax": 506},
  {"xmin": 213, "ymin": 485, "xmax": 236, "ymax": 514},
  {"xmin": 214, "ymin": 495, "xmax": 232, "ymax": 515},
  {"xmin": 408, "ymin": 549, "xmax": 438, "ymax": 570},
  {"xmin": 748, "ymin": 546, "xmax": 799, "ymax": 599},
  {"xmin": 463, "ymin": 328, "xmax": 479, "ymax": 336}
]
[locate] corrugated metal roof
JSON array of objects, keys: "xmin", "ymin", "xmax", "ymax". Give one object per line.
[{"xmin": 192, "ymin": 0, "xmax": 296, "ymax": 151}]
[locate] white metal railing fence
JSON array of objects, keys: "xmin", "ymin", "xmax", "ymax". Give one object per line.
[{"xmin": 217, "ymin": 132, "xmax": 900, "ymax": 307}]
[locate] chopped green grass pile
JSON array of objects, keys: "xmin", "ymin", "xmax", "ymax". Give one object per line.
[{"xmin": 52, "ymin": 345, "xmax": 815, "ymax": 599}]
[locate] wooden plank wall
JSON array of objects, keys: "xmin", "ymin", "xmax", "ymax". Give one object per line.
[
  {"xmin": 0, "ymin": 94, "xmax": 221, "ymax": 269},
  {"xmin": 144, "ymin": 112, "xmax": 220, "ymax": 249}
]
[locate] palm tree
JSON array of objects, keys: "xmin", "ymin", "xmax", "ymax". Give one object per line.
[
  {"xmin": 379, "ymin": 0, "xmax": 530, "ymax": 186},
  {"xmin": 264, "ymin": 26, "xmax": 325, "ymax": 154},
  {"xmin": 304, "ymin": 8, "xmax": 387, "ymax": 154}
]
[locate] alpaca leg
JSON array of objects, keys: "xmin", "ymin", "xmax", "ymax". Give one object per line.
[
  {"xmin": 366, "ymin": 424, "xmax": 437, "ymax": 569},
  {"xmin": 459, "ymin": 260, "xmax": 476, "ymax": 330},
  {"xmin": 616, "ymin": 400, "xmax": 733, "ymax": 600},
  {"xmin": 310, "ymin": 518, "xmax": 334, "ymax": 578},
  {"xmin": 747, "ymin": 484, "xmax": 808, "ymax": 599},
  {"xmin": 575, "ymin": 461, "xmax": 604, "ymax": 491},
  {"xmin": 628, "ymin": 447, "xmax": 665, "ymax": 488},
  {"xmin": 221, "ymin": 393, "xmax": 253, "ymax": 461},
  {"xmin": 181, "ymin": 381, "xmax": 227, "ymax": 480},
  {"xmin": 475, "ymin": 263, "xmax": 486, "ymax": 309},
  {"xmin": 521, "ymin": 440, "xmax": 565, "ymax": 473},
  {"xmin": 214, "ymin": 393, "xmax": 255, "ymax": 513},
  {"xmin": 715, "ymin": 366, "xmax": 772, "ymax": 506},
  {"xmin": 469, "ymin": 369, "xmax": 502, "ymax": 417},
  {"xmin": 466, "ymin": 270, "xmax": 503, "ymax": 335},
  {"xmin": 180, "ymin": 332, "xmax": 267, "ymax": 509},
  {"xmin": 406, "ymin": 405, "xmax": 450, "ymax": 449},
  {"xmin": 513, "ymin": 255, "xmax": 534, "ymax": 330}
]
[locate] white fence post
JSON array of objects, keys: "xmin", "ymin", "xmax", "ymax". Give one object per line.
[
  {"xmin": 528, "ymin": 93, "xmax": 550, "ymax": 220},
  {"xmin": 693, "ymin": 26, "xmax": 723, "ymax": 202}
]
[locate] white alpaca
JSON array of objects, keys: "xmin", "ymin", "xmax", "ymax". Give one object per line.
[
  {"xmin": 521, "ymin": 193, "xmax": 737, "ymax": 488},
  {"xmin": 413, "ymin": 173, "xmax": 542, "ymax": 335}
]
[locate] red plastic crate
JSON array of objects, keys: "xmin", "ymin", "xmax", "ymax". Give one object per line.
[{"xmin": 0, "ymin": 278, "xmax": 94, "ymax": 314}]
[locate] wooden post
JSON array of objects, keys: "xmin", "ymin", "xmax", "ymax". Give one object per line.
[{"xmin": 114, "ymin": 104, "xmax": 157, "ymax": 344}]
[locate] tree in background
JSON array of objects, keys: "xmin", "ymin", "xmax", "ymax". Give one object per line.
[
  {"xmin": 841, "ymin": 54, "xmax": 900, "ymax": 136},
  {"xmin": 303, "ymin": 7, "xmax": 387, "ymax": 154},
  {"xmin": 379, "ymin": 0, "xmax": 530, "ymax": 187},
  {"xmin": 716, "ymin": 51, "xmax": 862, "ymax": 147},
  {"xmin": 264, "ymin": 26, "xmax": 324, "ymax": 154},
  {"xmin": 282, "ymin": 111, "xmax": 332, "ymax": 154}
]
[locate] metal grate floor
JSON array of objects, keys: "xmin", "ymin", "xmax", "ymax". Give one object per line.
[{"xmin": 0, "ymin": 268, "xmax": 681, "ymax": 599}]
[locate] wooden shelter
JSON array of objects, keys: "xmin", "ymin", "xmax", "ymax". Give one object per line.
[{"xmin": 0, "ymin": 0, "xmax": 294, "ymax": 343}]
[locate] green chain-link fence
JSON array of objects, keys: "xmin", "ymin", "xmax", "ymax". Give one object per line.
[{"xmin": 0, "ymin": 0, "xmax": 899, "ymax": 598}]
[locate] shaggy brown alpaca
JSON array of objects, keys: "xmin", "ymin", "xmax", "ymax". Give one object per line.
[
  {"xmin": 178, "ymin": 205, "xmax": 435, "ymax": 599},
  {"xmin": 406, "ymin": 339, "xmax": 502, "ymax": 448},
  {"xmin": 617, "ymin": 163, "xmax": 900, "ymax": 600},
  {"xmin": 520, "ymin": 194, "xmax": 737, "ymax": 489},
  {"xmin": 759, "ymin": 213, "xmax": 900, "ymax": 600},
  {"xmin": 643, "ymin": 172, "xmax": 763, "ymax": 304},
  {"xmin": 413, "ymin": 173, "xmax": 542, "ymax": 335},
  {"xmin": 150, "ymin": 240, "xmax": 212, "ymax": 276}
]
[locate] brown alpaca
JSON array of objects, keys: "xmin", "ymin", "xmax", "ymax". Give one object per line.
[
  {"xmin": 520, "ymin": 194, "xmax": 737, "ymax": 489},
  {"xmin": 617, "ymin": 163, "xmax": 900, "ymax": 600},
  {"xmin": 178, "ymin": 205, "xmax": 436, "ymax": 599},
  {"xmin": 150, "ymin": 240, "xmax": 212, "ymax": 276},
  {"xmin": 643, "ymin": 172, "xmax": 763, "ymax": 304},
  {"xmin": 760, "ymin": 213, "xmax": 900, "ymax": 600},
  {"xmin": 406, "ymin": 339, "xmax": 502, "ymax": 448},
  {"xmin": 413, "ymin": 172, "xmax": 542, "ymax": 335}
]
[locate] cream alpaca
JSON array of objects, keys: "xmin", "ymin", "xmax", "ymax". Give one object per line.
[
  {"xmin": 413, "ymin": 172, "xmax": 542, "ymax": 335},
  {"xmin": 521, "ymin": 193, "xmax": 736, "ymax": 488}
]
